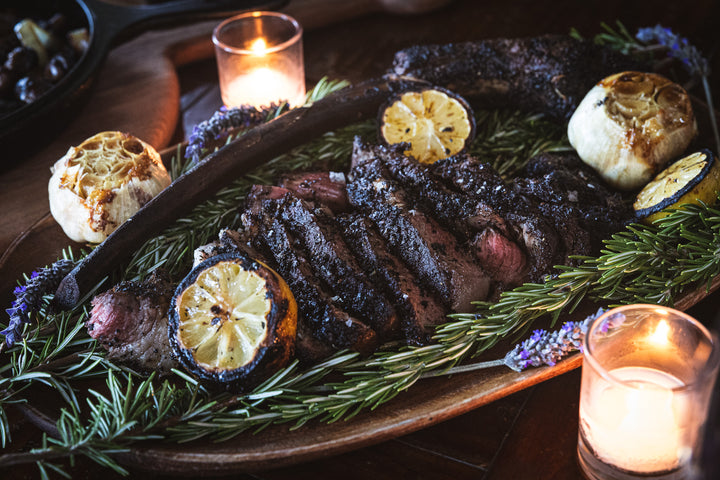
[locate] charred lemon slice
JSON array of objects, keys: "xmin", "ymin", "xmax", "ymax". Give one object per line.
[
  {"xmin": 634, "ymin": 149, "xmax": 720, "ymax": 224},
  {"xmin": 169, "ymin": 253, "xmax": 297, "ymax": 388},
  {"xmin": 379, "ymin": 87, "xmax": 475, "ymax": 164}
]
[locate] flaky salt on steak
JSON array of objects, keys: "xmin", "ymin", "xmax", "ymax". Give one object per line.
[{"xmin": 88, "ymin": 271, "xmax": 179, "ymax": 374}]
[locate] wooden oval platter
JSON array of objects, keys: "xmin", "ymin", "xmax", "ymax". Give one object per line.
[{"xmin": 6, "ymin": 129, "xmax": 720, "ymax": 475}]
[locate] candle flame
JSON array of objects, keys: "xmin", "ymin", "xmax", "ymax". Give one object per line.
[
  {"xmin": 250, "ymin": 38, "xmax": 267, "ymax": 55},
  {"xmin": 649, "ymin": 319, "xmax": 671, "ymax": 346}
]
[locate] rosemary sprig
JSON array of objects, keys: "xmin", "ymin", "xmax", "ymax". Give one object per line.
[{"xmin": 467, "ymin": 110, "xmax": 570, "ymax": 177}]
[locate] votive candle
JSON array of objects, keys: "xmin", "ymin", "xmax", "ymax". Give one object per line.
[
  {"xmin": 577, "ymin": 305, "xmax": 719, "ymax": 480},
  {"xmin": 213, "ymin": 11, "xmax": 305, "ymax": 109}
]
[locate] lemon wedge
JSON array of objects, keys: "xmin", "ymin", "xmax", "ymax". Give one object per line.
[{"xmin": 634, "ymin": 149, "xmax": 720, "ymax": 223}]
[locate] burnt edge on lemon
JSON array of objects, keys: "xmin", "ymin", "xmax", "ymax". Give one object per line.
[
  {"xmin": 634, "ymin": 149, "xmax": 720, "ymax": 223},
  {"xmin": 168, "ymin": 253, "xmax": 297, "ymax": 389},
  {"xmin": 378, "ymin": 86, "xmax": 476, "ymax": 164}
]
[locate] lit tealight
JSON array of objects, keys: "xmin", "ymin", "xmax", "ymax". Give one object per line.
[{"xmin": 213, "ymin": 12, "xmax": 305, "ymax": 110}]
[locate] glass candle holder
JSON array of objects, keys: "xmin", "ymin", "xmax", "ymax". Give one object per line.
[
  {"xmin": 213, "ymin": 11, "xmax": 305, "ymax": 109},
  {"xmin": 578, "ymin": 305, "xmax": 719, "ymax": 480}
]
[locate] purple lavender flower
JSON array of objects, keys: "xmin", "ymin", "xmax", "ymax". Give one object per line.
[
  {"xmin": 184, "ymin": 102, "xmax": 288, "ymax": 165},
  {"xmin": 636, "ymin": 25, "xmax": 709, "ymax": 77},
  {"xmin": 503, "ymin": 308, "xmax": 606, "ymax": 372},
  {"xmin": 1, "ymin": 259, "xmax": 75, "ymax": 347}
]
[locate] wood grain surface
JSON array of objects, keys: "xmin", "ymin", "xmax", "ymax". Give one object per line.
[{"xmin": 2, "ymin": 0, "xmax": 720, "ymax": 479}]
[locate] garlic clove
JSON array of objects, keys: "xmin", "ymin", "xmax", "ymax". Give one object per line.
[
  {"xmin": 48, "ymin": 132, "xmax": 171, "ymax": 243},
  {"xmin": 567, "ymin": 71, "xmax": 696, "ymax": 191}
]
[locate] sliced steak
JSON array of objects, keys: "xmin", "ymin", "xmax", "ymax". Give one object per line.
[
  {"xmin": 390, "ymin": 35, "xmax": 642, "ymax": 121},
  {"xmin": 348, "ymin": 138, "xmax": 490, "ymax": 311},
  {"xmin": 471, "ymin": 228, "xmax": 527, "ymax": 287},
  {"xmin": 275, "ymin": 192, "xmax": 400, "ymax": 340},
  {"xmin": 241, "ymin": 197, "xmax": 378, "ymax": 361},
  {"xmin": 511, "ymin": 152, "xmax": 633, "ymax": 252},
  {"xmin": 279, "ymin": 171, "xmax": 349, "ymax": 213},
  {"xmin": 88, "ymin": 270, "xmax": 179, "ymax": 374},
  {"xmin": 432, "ymin": 154, "xmax": 561, "ymax": 281},
  {"xmin": 368, "ymin": 143, "xmax": 528, "ymax": 288},
  {"xmin": 338, "ymin": 214, "xmax": 447, "ymax": 345}
]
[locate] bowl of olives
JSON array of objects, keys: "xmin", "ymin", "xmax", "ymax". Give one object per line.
[{"xmin": 0, "ymin": 0, "xmax": 286, "ymax": 168}]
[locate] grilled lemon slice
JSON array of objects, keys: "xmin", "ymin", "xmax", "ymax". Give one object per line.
[
  {"xmin": 634, "ymin": 149, "xmax": 720, "ymax": 224},
  {"xmin": 169, "ymin": 253, "xmax": 297, "ymax": 388},
  {"xmin": 379, "ymin": 87, "xmax": 475, "ymax": 164}
]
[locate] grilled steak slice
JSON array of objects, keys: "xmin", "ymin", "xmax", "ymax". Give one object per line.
[
  {"xmin": 391, "ymin": 35, "xmax": 641, "ymax": 121},
  {"xmin": 511, "ymin": 152, "xmax": 633, "ymax": 252},
  {"xmin": 279, "ymin": 171, "xmax": 349, "ymax": 213},
  {"xmin": 241, "ymin": 194, "xmax": 378, "ymax": 361},
  {"xmin": 274, "ymin": 193, "xmax": 400, "ymax": 340},
  {"xmin": 368, "ymin": 143, "xmax": 529, "ymax": 287},
  {"xmin": 372, "ymin": 143, "xmax": 485, "ymax": 239},
  {"xmin": 259, "ymin": 217, "xmax": 378, "ymax": 360},
  {"xmin": 338, "ymin": 214, "xmax": 447, "ymax": 345},
  {"xmin": 192, "ymin": 228, "xmax": 264, "ymax": 267},
  {"xmin": 348, "ymin": 139, "xmax": 490, "ymax": 311},
  {"xmin": 432, "ymin": 154, "xmax": 560, "ymax": 281},
  {"xmin": 471, "ymin": 228, "xmax": 527, "ymax": 287},
  {"xmin": 88, "ymin": 271, "xmax": 179, "ymax": 374}
]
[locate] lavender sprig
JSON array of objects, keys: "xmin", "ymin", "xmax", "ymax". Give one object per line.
[
  {"xmin": 1, "ymin": 258, "xmax": 75, "ymax": 347},
  {"xmin": 636, "ymin": 25, "xmax": 709, "ymax": 77},
  {"xmin": 422, "ymin": 309, "xmax": 606, "ymax": 378},
  {"xmin": 502, "ymin": 308, "xmax": 605, "ymax": 372},
  {"xmin": 184, "ymin": 103, "xmax": 287, "ymax": 166}
]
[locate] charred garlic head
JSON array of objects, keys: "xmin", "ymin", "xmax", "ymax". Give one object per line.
[
  {"xmin": 567, "ymin": 72, "xmax": 696, "ymax": 191},
  {"xmin": 48, "ymin": 131, "xmax": 171, "ymax": 243}
]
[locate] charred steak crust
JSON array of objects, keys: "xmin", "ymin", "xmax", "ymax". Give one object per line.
[
  {"xmin": 337, "ymin": 214, "xmax": 447, "ymax": 346},
  {"xmin": 510, "ymin": 152, "xmax": 633, "ymax": 252},
  {"xmin": 241, "ymin": 192, "xmax": 379, "ymax": 360},
  {"xmin": 365, "ymin": 142, "xmax": 529, "ymax": 288},
  {"xmin": 390, "ymin": 35, "xmax": 643, "ymax": 121},
  {"xmin": 348, "ymin": 138, "xmax": 490, "ymax": 312},
  {"xmin": 279, "ymin": 171, "xmax": 350, "ymax": 213},
  {"xmin": 431, "ymin": 154, "xmax": 561, "ymax": 282},
  {"xmin": 274, "ymin": 192, "xmax": 400, "ymax": 340}
]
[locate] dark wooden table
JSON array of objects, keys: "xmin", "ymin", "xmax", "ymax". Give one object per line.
[{"xmin": 2, "ymin": 0, "xmax": 720, "ymax": 478}]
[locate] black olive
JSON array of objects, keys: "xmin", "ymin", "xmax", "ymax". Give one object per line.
[
  {"xmin": 0, "ymin": 68, "xmax": 15, "ymax": 97},
  {"xmin": 0, "ymin": 36, "xmax": 19, "ymax": 59},
  {"xmin": 46, "ymin": 13, "xmax": 68, "ymax": 36},
  {"xmin": 15, "ymin": 76, "xmax": 52, "ymax": 104},
  {"xmin": 45, "ymin": 53, "xmax": 70, "ymax": 82},
  {"xmin": 4, "ymin": 47, "xmax": 38, "ymax": 76}
]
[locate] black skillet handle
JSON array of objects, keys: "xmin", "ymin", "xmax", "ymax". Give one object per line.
[{"xmin": 83, "ymin": 0, "xmax": 289, "ymax": 51}]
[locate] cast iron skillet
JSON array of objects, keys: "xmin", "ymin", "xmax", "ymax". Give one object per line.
[{"xmin": 0, "ymin": 0, "xmax": 287, "ymax": 165}]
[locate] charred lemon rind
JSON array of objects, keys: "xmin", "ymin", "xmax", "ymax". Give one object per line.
[
  {"xmin": 634, "ymin": 149, "xmax": 720, "ymax": 223},
  {"xmin": 169, "ymin": 253, "xmax": 297, "ymax": 389},
  {"xmin": 378, "ymin": 86, "xmax": 476, "ymax": 164}
]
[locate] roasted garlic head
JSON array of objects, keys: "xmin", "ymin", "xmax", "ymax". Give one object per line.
[
  {"xmin": 567, "ymin": 72, "xmax": 696, "ymax": 190},
  {"xmin": 48, "ymin": 131, "xmax": 171, "ymax": 243}
]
